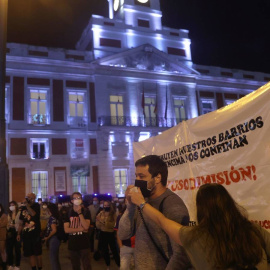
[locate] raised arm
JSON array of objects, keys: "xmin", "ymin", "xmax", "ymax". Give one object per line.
[
  {"xmin": 118, "ymin": 185, "xmax": 137, "ymax": 240},
  {"xmin": 129, "ymin": 188, "xmax": 183, "ymax": 246}
]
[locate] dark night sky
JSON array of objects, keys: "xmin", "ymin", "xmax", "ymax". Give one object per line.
[{"xmin": 7, "ymin": 0, "xmax": 270, "ymax": 73}]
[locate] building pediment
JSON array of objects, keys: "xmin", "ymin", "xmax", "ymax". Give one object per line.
[{"xmin": 92, "ymin": 44, "xmax": 198, "ymax": 75}]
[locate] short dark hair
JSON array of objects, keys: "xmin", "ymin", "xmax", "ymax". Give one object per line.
[
  {"xmin": 135, "ymin": 155, "xmax": 168, "ymax": 186},
  {"xmin": 71, "ymin": 192, "xmax": 82, "ymax": 200}
]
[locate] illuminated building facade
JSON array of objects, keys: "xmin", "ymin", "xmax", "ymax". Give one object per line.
[{"xmin": 5, "ymin": 0, "xmax": 270, "ymax": 201}]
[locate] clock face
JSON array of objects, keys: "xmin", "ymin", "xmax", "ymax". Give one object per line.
[
  {"xmin": 135, "ymin": 0, "xmax": 150, "ymax": 7},
  {"xmin": 114, "ymin": 0, "xmax": 120, "ymax": 11}
]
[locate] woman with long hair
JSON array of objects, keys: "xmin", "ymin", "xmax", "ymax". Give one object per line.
[
  {"xmin": 129, "ymin": 183, "xmax": 270, "ymax": 269},
  {"xmin": 6, "ymin": 201, "xmax": 21, "ymax": 270},
  {"xmin": 96, "ymin": 200, "xmax": 120, "ymax": 270},
  {"xmin": 0, "ymin": 203, "xmax": 8, "ymax": 270},
  {"xmin": 43, "ymin": 203, "xmax": 61, "ymax": 270}
]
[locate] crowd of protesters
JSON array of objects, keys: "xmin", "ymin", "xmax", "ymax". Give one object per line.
[
  {"xmin": 0, "ymin": 193, "xmax": 128, "ymax": 270},
  {"xmin": 0, "ymin": 155, "xmax": 270, "ymax": 270}
]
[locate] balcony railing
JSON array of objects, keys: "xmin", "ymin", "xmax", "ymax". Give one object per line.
[
  {"xmin": 29, "ymin": 114, "xmax": 47, "ymax": 126},
  {"xmin": 98, "ymin": 116, "xmax": 186, "ymax": 128},
  {"xmin": 68, "ymin": 116, "xmax": 88, "ymax": 129},
  {"xmin": 31, "ymin": 151, "xmax": 47, "ymax": 159}
]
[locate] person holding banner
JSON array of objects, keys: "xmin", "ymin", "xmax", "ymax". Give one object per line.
[
  {"xmin": 118, "ymin": 155, "xmax": 191, "ymax": 270},
  {"xmin": 128, "ymin": 183, "xmax": 270, "ymax": 269}
]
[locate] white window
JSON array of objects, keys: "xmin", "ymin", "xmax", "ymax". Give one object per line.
[
  {"xmin": 144, "ymin": 97, "xmax": 156, "ymax": 126},
  {"xmin": 30, "ymin": 138, "xmax": 49, "ymax": 159},
  {"xmin": 114, "ymin": 169, "xmax": 127, "ymax": 196},
  {"xmin": 110, "ymin": 95, "xmax": 124, "ymax": 125},
  {"xmin": 32, "ymin": 171, "xmax": 48, "ymax": 200},
  {"xmin": 29, "ymin": 89, "xmax": 48, "ymax": 125},
  {"xmin": 201, "ymin": 99, "xmax": 215, "ymax": 114},
  {"xmin": 69, "ymin": 92, "xmax": 85, "ymax": 117},
  {"xmin": 72, "ymin": 176, "xmax": 87, "ymax": 194},
  {"xmin": 144, "ymin": 97, "xmax": 156, "ymax": 118},
  {"xmin": 71, "ymin": 139, "xmax": 87, "ymax": 159},
  {"xmin": 174, "ymin": 98, "xmax": 186, "ymax": 123},
  {"xmin": 68, "ymin": 92, "xmax": 87, "ymax": 128}
]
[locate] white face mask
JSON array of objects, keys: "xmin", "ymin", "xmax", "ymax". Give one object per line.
[
  {"xmin": 73, "ymin": 199, "xmax": 82, "ymax": 206},
  {"xmin": 9, "ymin": 206, "xmax": 16, "ymax": 211},
  {"xmin": 100, "ymin": 204, "xmax": 103, "ymax": 208},
  {"xmin": 93, "ymin": 201, "xmax": 98, "ymax": 206}
]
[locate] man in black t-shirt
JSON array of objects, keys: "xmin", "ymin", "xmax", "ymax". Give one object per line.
[
  {"xmin": 63, "ymin": 192, "xmax": 92, "ymax": 270},
  {"xmin": 17, "ymin": 193, "xmax": 42, "ymax": 270}
]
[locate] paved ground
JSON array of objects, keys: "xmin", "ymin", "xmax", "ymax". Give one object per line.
[
  {"xmin": 2, "ymin": 241, "xmax": 119, "ymax": 270},
  {"xmin": 2, "ymin": 242, "xmax": 270, "ymax": 270}
]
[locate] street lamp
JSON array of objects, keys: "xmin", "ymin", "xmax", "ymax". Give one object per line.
[{"xmin": 0, "ymin": 0, "xmax": 9, "ymax": 211}]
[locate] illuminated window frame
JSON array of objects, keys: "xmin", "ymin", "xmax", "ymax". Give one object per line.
[
  {"xmin": 30, "ymin": 138, "xmax": 49, "ymax": 160},
  {"xmin": 173, "ymin": 97, "xmax": 186, "ymax": 124},
  {"xmin": 67, "ymin": 90, "xmax": 87, "ymax": 127},
  {"xmin": 28, "ymin": 87, "xmax": 50, "ymax": 125},
  {"xmin": 200, "ymin": 98, "xmax": 216, "ymax": 115},
  {"xmin": 114, "ymin": 169, "xmax": 128, "ymax": 196},
  {"xmin": 68, "ymin": 91, "xmax": 86, "ymax": 117},
  {"xmin": 144, "ymin": 96, "xmax": 156, "ymax": 118},
  {"xmin": 72, "ymin": 176, "xmax": 88, "ymax": 195},
  {"xmin": 110, "ymin": 95, "xmax": 124, "ymax": 125},
  {"xmin": 32, "ymin": 171, "xmax": 48, "ymax": 200}
]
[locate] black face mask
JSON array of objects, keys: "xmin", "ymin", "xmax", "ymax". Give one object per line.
[
  {"xmin": 135, "ymin": 179, "xmax": 152, "ymax": 198},
  {"xmin": 104, "ymin": 207, "xmax": 110, "ymax": 212}
]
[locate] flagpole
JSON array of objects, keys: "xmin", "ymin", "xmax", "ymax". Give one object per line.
[
  {"xmin": 141, "ymin": 83, "xmax": 145, "ymax": 117},
  {"xmin": 154, "ymin": 83, "xmax": 158, "ymax": 114}
]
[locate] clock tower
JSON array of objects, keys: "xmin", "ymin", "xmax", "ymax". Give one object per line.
[
  {"xmin": 77, "ymin": 0, "xmax": 192, "ymax": 67},
  {"xmin": 111, "ymin": 0, "xmax": 162, "ymax": 31}
]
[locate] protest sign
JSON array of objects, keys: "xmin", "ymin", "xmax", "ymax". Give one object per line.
[{"xmin": 133, "ymin": 82, "xmax": 270, "ymax": 229}]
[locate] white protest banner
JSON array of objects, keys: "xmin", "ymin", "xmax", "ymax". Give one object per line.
[{"xmin": 133, "ymin": 82, "xmax": 270, "ymax": 229}]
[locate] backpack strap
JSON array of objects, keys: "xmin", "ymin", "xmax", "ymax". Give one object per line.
[
  {"xmin": 138, "ymin": 194, "xmax": 174, "ymax": 264},
  {"xmin": 159, "ymin": 194, "xmax": 174, "ymax": 213},
  {"xmin": 138, "ymin": 208, "xmax": 169, "ymax": 263}
]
